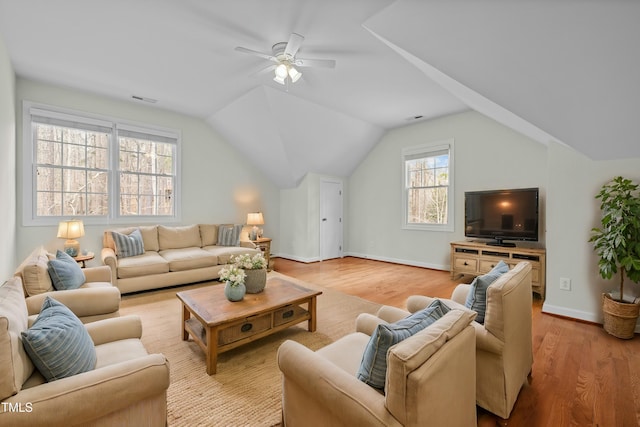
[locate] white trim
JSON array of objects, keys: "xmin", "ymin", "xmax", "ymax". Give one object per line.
[
  {"xmin": 22, "ymin": 100, "xmax": 182, "ymax": 226},
  {"xmin": 319, "ymin": 178, "xmax": 344, "ymax": 261},
  {"xmin": 345, "ymin": 251, "xmax": 449, "ymax": 271},
  {"xmin": 277, "ymin": 253, "xmax": 321, "ymax": 263},
  {"xmin": 401, "ymin": 138, "xmax": 455, "ymax": 232}
]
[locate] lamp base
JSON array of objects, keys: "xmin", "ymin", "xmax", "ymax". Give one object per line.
[
  {"xmin": 249, "ymin": 226, "xmax": 259, "ymax": 241},
  {"xmin": 64, "ymin": 240, "xmax": 80, "ymax": 257}
]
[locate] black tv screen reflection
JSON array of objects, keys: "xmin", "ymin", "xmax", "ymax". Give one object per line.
[{"xmin": 464, "ymin": 188, "xmax": 539, "ymax": 246}]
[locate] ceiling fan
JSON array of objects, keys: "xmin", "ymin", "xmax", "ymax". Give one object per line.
[{"xmin": 235, "ymin": 33, "xmax": 336, "ymax": 85}]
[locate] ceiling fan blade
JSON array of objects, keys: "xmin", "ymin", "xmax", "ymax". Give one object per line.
[
  {"xmin": 294, "ymin": 58, "xmax": 336, "ymax": 69},
  {"xmin": 234, "ymin": 46, "xmax": 278, "ymax": 63},
  {"xmin": 249, "ymin": 64, "xmax": 276, "ymax": 78},
  {"xmin": 284, "ymin": 33, "xmax": 304, "ymax": 58}
]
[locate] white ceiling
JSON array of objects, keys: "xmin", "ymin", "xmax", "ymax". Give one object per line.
[{"xmin": 1, "ymin": 1, "xmax": 638, "ymax": 187}]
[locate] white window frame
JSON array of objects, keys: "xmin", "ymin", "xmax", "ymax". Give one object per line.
[
  {"xmin": 22, "ymin": 101, "xmax": 182, "ymax": 226},
  {"xmin": 401, "ymin": 139, "xmax": 454, "ymax": 232}
]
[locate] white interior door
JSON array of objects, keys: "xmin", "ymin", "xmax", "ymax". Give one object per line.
[{"xmin": 320, "ymin": 179, "xmax": 343, "ymax": 261}]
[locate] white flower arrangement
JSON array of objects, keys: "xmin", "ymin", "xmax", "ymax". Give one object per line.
[
  {"xmin": 232, "ymin": 253, "xmax": 267, "ymax": 270},
  {"xmin": 218, "ymin": 264, "xmax": 246, "ymax": 287}
]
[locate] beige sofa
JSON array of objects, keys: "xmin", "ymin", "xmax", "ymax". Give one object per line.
[
  {"xmin": 101, "ymin": 224, "xmax": 260, "ymax": 294},
  {"xmin": 0, "ymin": 277, "xmax": 170, "ymax": 426},
  {"xmin": 407, "ymin": 261, "xmax": 533, "ymax": 419},
  {"xmin": 278, "ymin": 304, "xmax": 477, "ymax": 427},
  {"xmin": 15, "ymin": 246, "xmax": 120, "ymax": 324}
]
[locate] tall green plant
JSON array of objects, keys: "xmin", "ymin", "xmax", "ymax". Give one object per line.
[{"xmin": 589, "ymin": 176, "xmax": 640, "ymax": 302}]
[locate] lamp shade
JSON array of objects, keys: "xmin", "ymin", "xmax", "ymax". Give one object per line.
[
  {"xmin": 57, "ymin": 220, "xmax": 85, "ymax": 239},
  {"xmin": 246, "ymin": 212, "xmax": 264, "ymax": 226}
]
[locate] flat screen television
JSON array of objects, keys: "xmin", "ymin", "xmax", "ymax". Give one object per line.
[{"xmin": 464, "ymin": 187, "xmax": 539, "ymax": 247}]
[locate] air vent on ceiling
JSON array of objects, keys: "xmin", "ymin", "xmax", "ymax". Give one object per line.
[{"xmin": 131, "ymin": 95, "xmax": 158, "ymax": 104}]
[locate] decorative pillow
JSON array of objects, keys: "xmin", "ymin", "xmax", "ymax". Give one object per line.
[
  {"xmin": 217, "ymin": 224, "xmax": 243, "ymax": 246},
  {"xmin": 47, "ymin": 250, "xmax": 86, "ymax": 291},
  {"xmin": 21, "ymin": 297, "xmax": 96, "ymax": 382},
  {"xmin": 112, "ymin": 228, "xmax": 145, "ymax": 258},
  {"xmin": 465, "ymin": 260, "xmax": 509, "ymax": 324},
  {"xmin": 356, "ymin": 299, "xmax": 450, "ymax": 389}
]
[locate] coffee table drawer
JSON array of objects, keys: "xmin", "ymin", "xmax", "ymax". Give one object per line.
[
  {"xmin": 274, "ymin": 304, "xmax": 308, "ymax": 327},
  {"xmin": 218, "ymin": 314, "xmax": 271, "ymax": 345}
]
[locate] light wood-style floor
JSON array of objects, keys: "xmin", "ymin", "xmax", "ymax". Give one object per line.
[{"xmin": 275, "ymin": 256, "xmax": 640, "ymax": 427}]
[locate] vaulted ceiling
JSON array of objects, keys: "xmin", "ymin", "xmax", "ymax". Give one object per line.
[{"xmin": 1, "ymin": 1, "xmax": 638, "ymax": 188}]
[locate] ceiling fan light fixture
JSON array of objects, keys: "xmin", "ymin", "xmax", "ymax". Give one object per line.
[
  {"xmin": 288, "ymin": 66, "xmax": 302, "ymax": 83},
  {"xmin": 275, "ymin": 64, "xmax": 288, "ymax": 78}
]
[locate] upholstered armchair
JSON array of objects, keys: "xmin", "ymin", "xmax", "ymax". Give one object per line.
[
  {"xmin": 14, "ymin": 246, "xmax": 120, "ymax": 323},
  {"xmin": 407, "ymin": 261, "xmax": 533, "ymax": 419},
  {"xmin": 0, "ymin": 277, "xmax": 170, "ymax": 427},
  {"xmin": 277, "ymin": 305, "xmax": 477, "ymax": 427}
]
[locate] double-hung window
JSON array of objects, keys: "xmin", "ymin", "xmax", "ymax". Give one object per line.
[
  {"xmin": 24, "ymin": 102, "xmax": 180, "ymax": 225},
  {"xmin": 402, "ymin": 139, "xmax": 454, "ymax": 231}
]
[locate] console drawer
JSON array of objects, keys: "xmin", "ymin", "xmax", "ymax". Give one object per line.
[
  {"xmin": 454, "ymin": 257, "xmax": 477, "ymax": 274},
  {"xmin": 273, "ymin": 304, "xmax": 308, "ymax": 327},
  {"xmin": 218, "ymin": 313, "xmax": 271, "ymax": 345}
]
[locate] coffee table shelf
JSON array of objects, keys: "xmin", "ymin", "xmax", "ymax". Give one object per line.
[{"xmin": 177, "ymin": 278, "xmax": 321, "ymax": 375}]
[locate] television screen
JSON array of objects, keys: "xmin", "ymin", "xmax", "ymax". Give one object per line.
[{"xmin": 464, "ymin": 188, "xmax": 539, "ymax": 246}]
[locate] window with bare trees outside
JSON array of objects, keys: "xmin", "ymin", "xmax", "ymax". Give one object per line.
[
  {"xmin": 24, "ymin": 103, "xmax": 180, "ymax": 225},
  {"xmin": 402, "ymin": 140, "xmax": 454, "ymax": 232}
]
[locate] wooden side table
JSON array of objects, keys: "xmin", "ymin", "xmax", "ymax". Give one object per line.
[
  {"xmin": 73, "ymin": 252, "xmax": 95, "ymax": 268},
  {"xmin": 252, "ymin": 237, "xmax": 272, "ymax": 270}
]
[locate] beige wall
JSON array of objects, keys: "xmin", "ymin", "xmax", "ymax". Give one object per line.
[
  {"xmin": 0, "ymin": 35, "xmax": 16, "ymax": 279},
  {"xmin": 15, "ymin": 79, "xmax": 280, "ymax": 265},
  {"xmin": 347, "ymin": 110, "xmax": 547, "ymax": 269}
]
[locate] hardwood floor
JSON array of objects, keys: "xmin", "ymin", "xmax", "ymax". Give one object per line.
[{"xmin": 275, "ymin": 256, "xmax": 640, "ymax": 427}]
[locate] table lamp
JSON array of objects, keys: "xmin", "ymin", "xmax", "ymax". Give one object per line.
[
  {"xmin": 246, "ymin": 212, "xmax": 264, "ymax": 241},
  {"xmin": 57, "ymin": 219, "xmax": 85, "ymax": 256}
]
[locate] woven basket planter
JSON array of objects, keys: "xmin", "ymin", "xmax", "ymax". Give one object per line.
[
  {"xmin": 244, "ymin": 268, "xmax": 267, "ymax": 294},
  {"xmin": 602, "ymin": 293, "xmax": 640, "ymax": 339}
]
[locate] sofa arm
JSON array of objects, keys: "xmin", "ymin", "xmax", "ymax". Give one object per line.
[
  {"xmin": 1, "ymin": 353, "xmax": 169, "ymax": 427},
  {"xmin": 240, "ymin": 240, "xmax": 257, "ymax": 249},
  {"xmin": 85, "ymin": 315, "xmax": 142, "ymax": 345},
  {"xmin": 25, "ymin": 286, "xmax": 121, "ymax": 318},
  {"xmin": 82, "ymin": 265, "xmax": 112, "ymax": 284},
  {"xmin": 277, "ymin": 340, "xmax": 400, "ymax": 427},
  {"xmin": 101, "ymin": 247, "xmax": 118, "ymax": 281}
]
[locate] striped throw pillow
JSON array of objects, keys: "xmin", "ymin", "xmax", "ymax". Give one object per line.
[
  {"xmin": 465, "ymin": 260, "xmax": 509, "ymax": 324},
  {"xmin": 217, "ymin": 224, "xmax": 243, "ymax": 247},
  {"xmin": 356, "ymin": 299, "xmax": 451, "ymax": 389},
  {"xmin": 21, "ymin": 297, "xmax": 96, "ymax": 382},
  {"xmin": 112, "ymin": 228, "xmax": 145, "ymax": 258}
]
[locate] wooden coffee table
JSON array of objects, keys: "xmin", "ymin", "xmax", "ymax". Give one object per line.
[{"xmin": 176, "ymin": 277, "xmax": 322, "ymax": 375}]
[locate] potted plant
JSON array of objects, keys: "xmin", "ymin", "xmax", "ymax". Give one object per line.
[
  {"xmin": 232, "ymin": 253, "xmax": 267, "ymax": 294},
  {"xmin": 219, "ymin": 264, "xmax": 246, "ymax": 301},
  {"xmin": 590, "ymin": 176, "xmax": 640, "ymax": 339}
]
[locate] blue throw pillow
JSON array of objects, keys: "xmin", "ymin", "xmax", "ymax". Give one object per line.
[
  {"xmin": 112, "ymin": 228, "xmax": 145, "ymax": 258},
  {"xmin": 47, "ymin": 250, "xmax": 86, "ymax": 290},
  {"xmin": 217, "ymin": 224, "xmax": 243, "ymax": 246},
  {"xmin": 21, "ymin": 297, "xmax": 96, "ymax": 382},
  {"xmin": 465, "ymin": 260, "xmax": 509, "ymax": 324},
  {"xmin": 356, "ymin": 300, "xmax": 450, "ymax": 389}
]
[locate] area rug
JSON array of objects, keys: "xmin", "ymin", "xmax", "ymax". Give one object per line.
[{"xmin": 119, "ymin": 272, "xmax": 382, "ymax": 427}]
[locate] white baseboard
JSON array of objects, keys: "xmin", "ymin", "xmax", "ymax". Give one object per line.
[
  {"xmin": 275, "ymin": 253, "xmax": 320, "ymax": 264},
  {"xmin": 542, "ymin": 302, "xmax": 640, "ymax": 333},
  {"xmin": 345, "ymin": 251, "xmax": 449, "ymax": 271}
]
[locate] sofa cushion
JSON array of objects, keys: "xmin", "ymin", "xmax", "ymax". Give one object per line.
[
  {"xmin": 158, "ymin": 224, "xmax": 202, "ymax": 250},
  {"xmin": 116, "ymin": 251, "xmax": 170, "ymax": 279},
  {"xmin": 199, "ymin": 224, "xmax": 219, "ymax": 247},
  {"xmin": 47, "ymin": 250, "xmax": 86, "ymax": 291},
  {"xmin": 465, "ymin": 260, "xmax": 509, "ymax": 324},
  {"xmin": 356, "ymin": 299, "xmax": 450, "ymax": 389},
  {"xmin": 159, "ymin": 247, "xmax": 218, "ymax": 271},
  {"xmin": 217, "ymin": 224, "xmax": 243, "ymax": 246},
  {"xmin": 0, "ymin": 278, "xmax": 35, "ymax": 400},
  {"xmin": 203, "ymin": 245, "xmax": 260, "ymax": 265},
  {"xmin": 111, "ymin": 229, "xmax": 145, "ymax": 258},
  {"xmin": 21, "ymin": 297, "xmax": 96, "ymax": 382},
  {"xmin": 16, "ymin": 246, "xmax": 55, "ymax": 296}
]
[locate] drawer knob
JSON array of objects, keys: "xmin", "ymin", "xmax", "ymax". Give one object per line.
[
  {"xmin": 463, "ymin": 261, "xmax": 468, "ymax": 266},
  {"xmin": 241, "ymin": 323, "xmax": 253, "ymax": 332},
  {"xmin": 282, "ymin": 309, "xmax": 294, "ymax": 319}
]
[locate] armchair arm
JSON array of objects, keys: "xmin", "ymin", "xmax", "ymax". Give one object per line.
[
  {"xmin": 1, "ymin": 353, "xmax": 169, "ymax": 427},
  {"xmin": 101, "ymin": 247, "xmax": 118, "ymax": 283},
  {"xmin": 355, "ymin": 313, "xmax": 389, "ymax": 336},
  {"xmin": 451, "ymin": 283, "xmax": 471, "ymax": 305},
  {"xmin": 25, "ymin": 286, "xmax": 121, "ymax": 318},
  {"xmin": 85, "ymin": 315, "xmax": 142, "ymax": 345},
  {"xmin": 82, "ymin": 265, "xmax": 112, "ymax": 284},
  {"xmin": 277, "ymin": 340, "xmax": 400, "ymax": 427}
]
